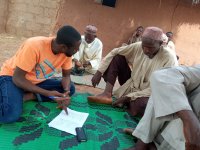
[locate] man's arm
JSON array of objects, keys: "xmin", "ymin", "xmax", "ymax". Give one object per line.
[
  {"xmin": 73, "ymin": 58, "xmax": 83, "ymax": 68},
  {"xmin": 98, "ymin": 43, "xmax": 137, "ymax": 74},
  {"xmin": 13, "ymin": 67, "xmax": 63, "ymax": 97},
  {"xmin": 61, "ymin": 69, "xmax": 71, "ymax": 92},
  {"xmin": 72, "ymin": 51, "xmax": 83, "ymax": 68}
]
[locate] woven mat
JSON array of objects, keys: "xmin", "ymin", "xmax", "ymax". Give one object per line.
[
  {"xmin": 0, "ymin": 93, "xmax": 139, "ymax": 150},
  {"xmin": 70, "ymin": 75, "xmax": 120, "ymax": 90}
]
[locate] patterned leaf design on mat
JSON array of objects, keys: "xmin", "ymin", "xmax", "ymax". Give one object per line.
[
  {"xmin": 1, "ymin": 123, "xmax": 21, "ymax": 132},
  {"xmin": 96, "ymin": 118, "xmax": 110, "ymax": 126},
  {"xmin": 96, "ymin": 124, "xmax": 109, "ymax": 133},
  {"xmin": 117, "ymin": 134, "xmax": 136, "ymax": 145},
  {"xmin": 60, "ymin": 131, "xmax": 73, "ymax": 137},
  {"xmin": 86, "ymin": 131, "xmax": 99, "ymax": 141},
  {"xmin": 124, "ymin": 114, "xmax": 140, "ymax": 123},
  {"xmin": 99, "ymin": 131, "xmax": 113, "ymax": 141},
  {"xmin": 125, "ymin": 121, "xmax": 137, "ymax": 128},
  {"xmin": 13, "ymin": 128, "xmax": 43, "ymax": 146},
  {"xmin": 101, "ymin": 136, "xmax": 120, "ymax": 150},
  {"xmin": 25, "ymin": 116, "xmax": 39, "ymax": 124},
  {"xmin": 19, "ymin": 123, "xmax": 41, "ymax": 133},
  {"xmin": 35, "ymin": 103, "xmax": 50, "ymax": 116},
  {"xmin": 85, "ymin": 124, "xmax": 97, "ymax": 130},
  {"xmin": 59, "ymin": 136, "xmax": 79, "ymax": 150},
  {"xmin": 115, "ymin": 128, "xmax": 124, "ymax": 134},
  {"xmin": 44, "ymin": 126, "xmax": 63, "ymax": 137},
  {"xmin": 29, "ymin": 110, "xmax": 44, "ymax": 118},
  {"xmin": 96, "ymin": 111, "xmax": 113, "ymax": 124}
]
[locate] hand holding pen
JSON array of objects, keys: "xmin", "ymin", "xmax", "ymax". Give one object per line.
[{"xmin": 48, "ymin": 91, "xmax": 70, "ymax": 115}]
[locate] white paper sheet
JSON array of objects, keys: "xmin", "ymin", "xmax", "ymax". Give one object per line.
[{"xmin": 48, "ymin": 108, "xmax": 89, "ymax": 135}]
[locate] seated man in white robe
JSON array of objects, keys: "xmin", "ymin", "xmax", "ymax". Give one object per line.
[
  {"xmin": 72, "ymin": 25, "xmax": 103, "ymax": 75},
  {"xmin": 88, "ymin": 27, "xmax": 178, "ymax": 117},
  {"xmin": 166, "ymin": 32, "xmax": 176, "ymax": 55},
  {"xmin": 162, "ymin": 33, "xmax": 179, "ymax": 61},
  {"xmin": 122, "ymin": 26, "xmax": 144, "ymax": 46},
  {"xmin": 125, "ymin": 65, "xmax": 200, "ymax": 150}
]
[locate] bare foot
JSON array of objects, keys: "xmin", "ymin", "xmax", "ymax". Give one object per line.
[
  {"xmin": 87, "ymin": 92, "xmax": 112, "ymax": 104},
  {"xmin": 23, "ymin": 93, "xmax": 36, "ymax": 102},
  {"xmin": 96, "ymin": 92, "xmax": 112, "ymax": 98},
  {"xmin": 125, "ymin": 97, "xmax": 148, "ymax": 117},
  {"xmin": 123, "ymin": 128, "xmax": 135, "ymax": 135}
]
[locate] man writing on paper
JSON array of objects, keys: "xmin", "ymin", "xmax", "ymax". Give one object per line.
[
  {"xmin": 72, "ymin": 25, "xmax": 103, "ymax": 75},
  {"xmin": 88, "ymin": 27, "xmax": 178, "ymax": 116},
  {"xmin": 0, "ymin": 25, "xmax": 81, "ymax": 123}
]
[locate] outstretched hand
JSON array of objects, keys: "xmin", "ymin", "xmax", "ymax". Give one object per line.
[
  {"xmin": 54, "ymin": 96, "xmax": 70, "ymax": 109},
  {"xmin": 75, "ymin": 61, "xmax": 83, "ymax": 68},
  {"xmin": 91, "ymin": 71, "xmax": 102, "ymax": 88},
  {"xmin": 47, "ymin": 90, "xmax": 71, "ymax": 113}
]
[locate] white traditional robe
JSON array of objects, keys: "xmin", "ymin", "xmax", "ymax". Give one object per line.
[
  {"xmin": 168, "ymin": 41, "xmax": 176, "ymax": 52},
  {"xmin": 98, "ymin": 42, "xmax": 178, "ymax": 101},
  {"xmin": 133, "ymin": 65, "xmax": 200, "ymax": 150},
  {"xmin": 73, "ymin": 36, "xmax": 103, "ymax": 74}
]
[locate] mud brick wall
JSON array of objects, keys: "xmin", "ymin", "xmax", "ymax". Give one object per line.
[
  {"xmin": 6, "ymin": 0, "xmax": 61, "ymax": 37},
  {"xmin": 0, "ymin": 0, "xmax": 8, "ymax": 33}
]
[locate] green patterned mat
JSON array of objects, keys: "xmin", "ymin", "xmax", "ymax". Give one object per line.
[{"xmin": 0, "ymin": 93, "xmax": 139, "ymax": 150}]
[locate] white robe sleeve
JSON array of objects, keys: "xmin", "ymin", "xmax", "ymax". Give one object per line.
[{"xmin": 89, "ymin": 42, "xmax": 103, "ymax": 69}]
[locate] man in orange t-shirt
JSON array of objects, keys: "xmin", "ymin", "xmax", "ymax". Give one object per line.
[{"xmin": 0, "ymin": 25, "xmax": 81, "ymax": 123}]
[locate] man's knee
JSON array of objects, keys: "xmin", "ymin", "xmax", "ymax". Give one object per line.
[
  {"xmin": 127, "ymin": 97, "xmax": 149, "ymax": 116},
  {"xmin": 150, "ymin": 69, "xmax": 168, "ymax": 86},
  {"xmin": 112, "ymin": 54, "xmax": 126, "ymax": 62},
  {"xmin": 150, "ymin": 68, "xmax": 179, "ymax": 87}
]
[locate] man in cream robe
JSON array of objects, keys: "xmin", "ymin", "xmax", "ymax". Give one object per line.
[
  {"xmin": 88, "ymin": 27, "xmax": 178, "ymax": 116},
  {"xmin": 166, "ymin": 32, "xmax": 177, "ymax": 56},
  {"xmin": 72, "ymin": 25, "xmax": 103, "ymax": 75},
  {"xmin": 130, "ymin": 65, "xmax": 200, "ymax": 150},
  {"xmin": 122, "ymin": 26, "xmax": 144, "ymax": 46},
  {"xmin": 162, "ymin": 33, "xmax": 179, "ymax": 61}
]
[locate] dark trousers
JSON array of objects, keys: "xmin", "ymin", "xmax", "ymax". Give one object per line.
[{"xmin": 103, "ymin": 55, "xmax": 131, "ymax": 86}]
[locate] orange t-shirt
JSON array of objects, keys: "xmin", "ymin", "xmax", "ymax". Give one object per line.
[{"xmin": 0, "ymin": 36, "xmax": 72, "ymax": 84}]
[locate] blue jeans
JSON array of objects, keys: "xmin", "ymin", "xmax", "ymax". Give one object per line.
[
  {"xmin": 0, "ymin": 76, "xmax": 75, "ymax": 123},
  {"xmin": 36, "ymin": 79, "xmax": 75, "ymax": 102},
  {"xmin": 0, "ymin": 76, "xmax": 24, "ymax": 123}
]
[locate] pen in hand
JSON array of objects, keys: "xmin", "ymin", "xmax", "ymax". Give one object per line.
[
  {"xmin": 48, "ymin": 96, "xmax": 69, "ymax": 115},
  {"xmin": 61, "ymin": 100, "xmax": 68, "ymax": 115}
]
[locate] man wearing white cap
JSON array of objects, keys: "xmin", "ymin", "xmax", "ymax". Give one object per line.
[
  {"xmin": 72, "ymin": 25, "xmax": 103, "ymax": 75},
  {"xmin": 88, "ymin": 27, "xmax": 178, "ymax": 117}
]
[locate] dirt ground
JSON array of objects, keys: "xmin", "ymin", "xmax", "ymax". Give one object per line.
[{"xmin": 0, "ymin": 33, "xmax": 103, "ymax": 95}]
